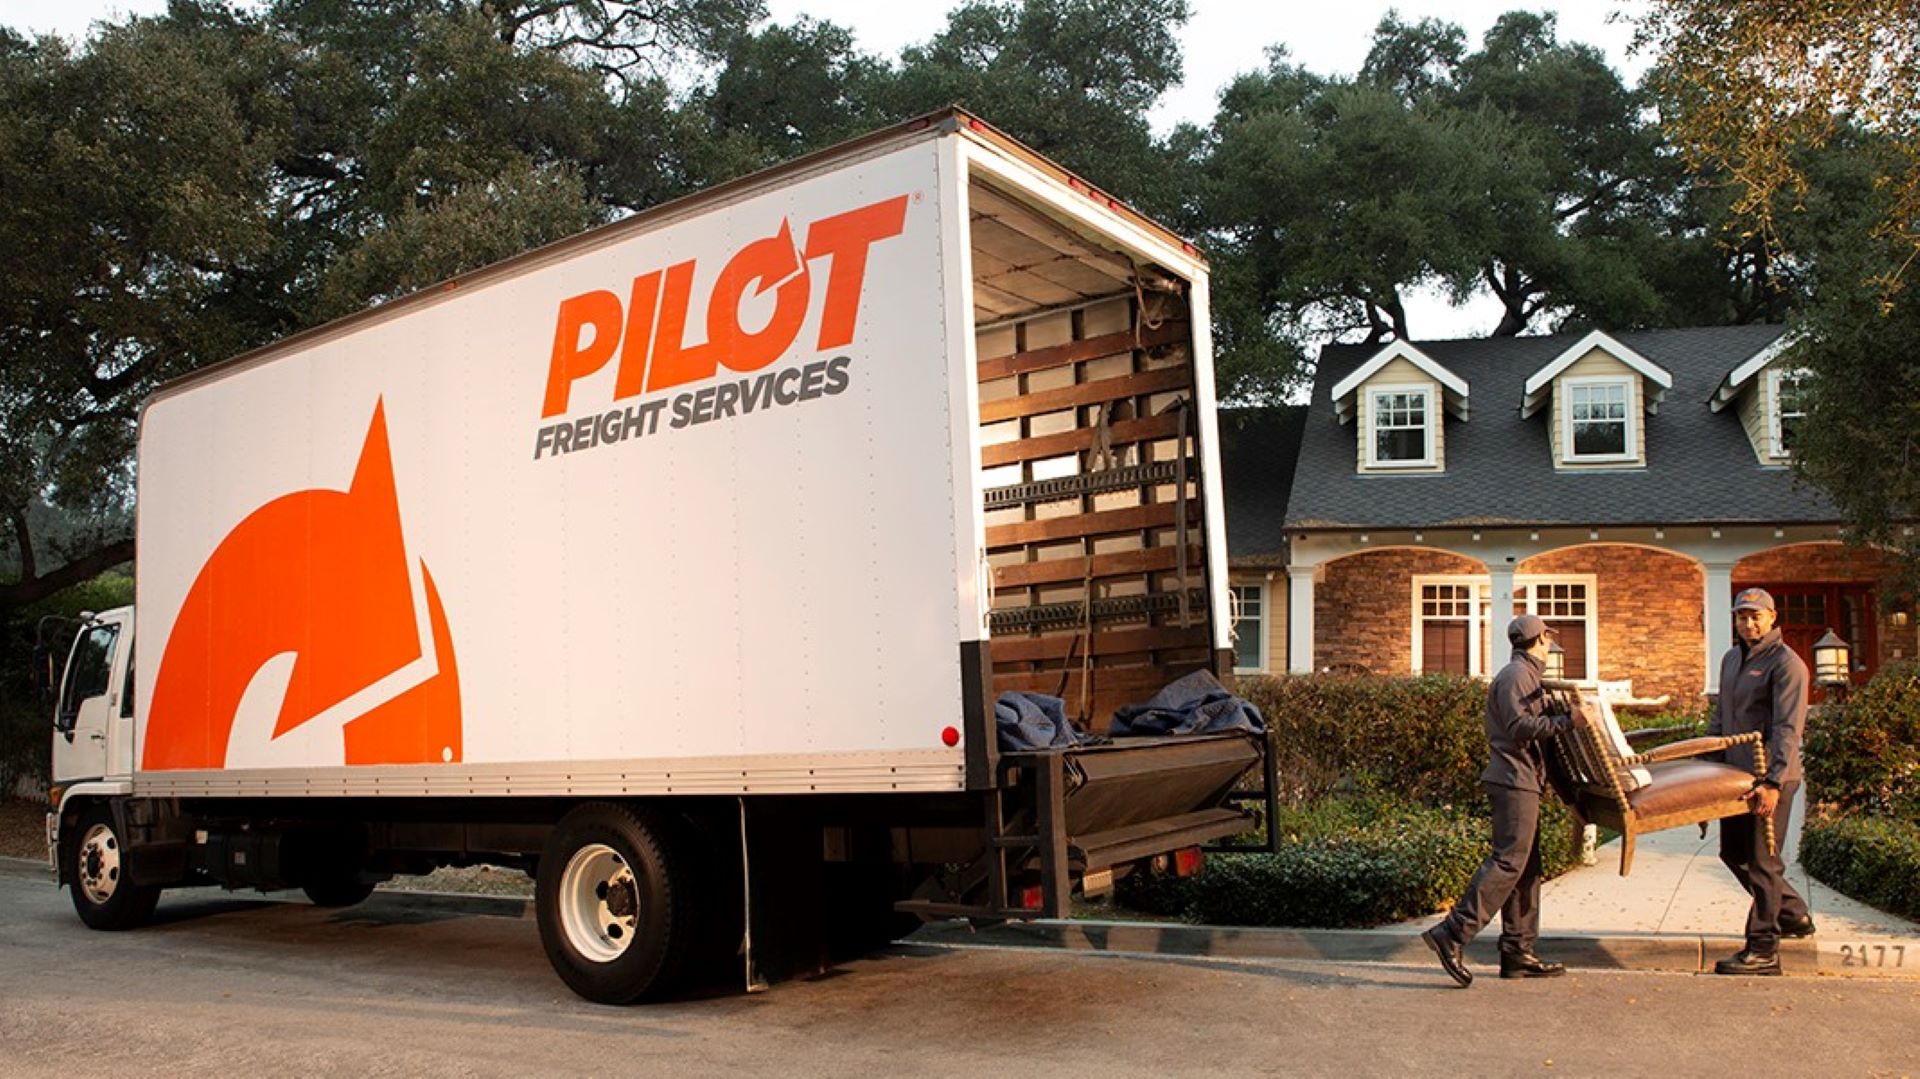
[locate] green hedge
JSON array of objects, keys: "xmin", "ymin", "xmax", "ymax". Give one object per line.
[
  {"xmin": 1118, "ymin": 795, "xmax": 1586, "ymax": 929},
  {"xmin": 1804, "ymin": 661, "xmax": 1920, "ymax": 818},
  {"xmin": 1800, "ymin": 811, "xmax": 1920, "ymax": 922},
  {"xmin": 1235, "ymin": 673, "xmax": 1488, "ymax": 808}
]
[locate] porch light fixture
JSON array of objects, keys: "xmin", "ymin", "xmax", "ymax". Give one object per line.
[
  {"xmin": 1530, "ymin": 531, "xmax": 1540, "ymax": 541},
  {"xmin": 1893, "ymin": 610, "xmax": 1910, "ymax": 628},
  {"xmin": 1812, "ymin": 630, "xmax": 1850, "ymax": 688},
  {"xmin": 1589, "ymin": 529, "xmax": 1599, "ymax": 541},
  {"xmin": 1654, "ymin": 528, "xmax": 1665, "ymax": 540},
  {"xmin": 1544, "ymin": 640, "xmax": 1567, "ymax": 680}
]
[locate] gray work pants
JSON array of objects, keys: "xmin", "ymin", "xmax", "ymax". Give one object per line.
[
  {"xmin": 1440, "ymin": 782, "xmax": 1542, "ymax": 952},
  {"xmin": 1720, "ymin": 779, "xmax": 1809, "ymax": 951}
]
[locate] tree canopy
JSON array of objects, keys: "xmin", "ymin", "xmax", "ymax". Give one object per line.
[{"xmin": 1, "ymin": 1, "xmax": 1819, "ymax": 614}]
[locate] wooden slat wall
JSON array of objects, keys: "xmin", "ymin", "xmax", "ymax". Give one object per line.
[{"xmin": 976, "ymin": 289, "xmax": 1212, "ymax": 731}]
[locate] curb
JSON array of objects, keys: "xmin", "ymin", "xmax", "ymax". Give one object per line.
[
  {"xmin": 908, "ymin": 918, "xmax": 1920, "ymax": 980},
  {"xmin": 8, "ymin": 855, "xmax": 1910, "ymax": 978},
  {"xmin": 0, "ymin": 856, "xmax": 532, "ymax": 919}
]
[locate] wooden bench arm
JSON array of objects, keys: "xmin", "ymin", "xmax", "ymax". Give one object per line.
[{"xmin": 1623, "ymin": 731, "xmax": 1763, "ymax": 767}]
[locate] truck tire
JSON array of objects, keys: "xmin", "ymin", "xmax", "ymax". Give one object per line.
[
  {"xmin": 69, "ymin": 805, "xmax": 161, "ymax": 931},
  {"xmin": 536, "ymin": 803, "xmax": 695, "ymax": 1005},
  {"xmin": 302, "ymin": 877, "xmax": 377, "ymax": 908}
]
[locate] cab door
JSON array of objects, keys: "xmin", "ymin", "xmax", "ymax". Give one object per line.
[{"xmin": 52, "ymin": 616, "xmax": 128, "ymax": 783}]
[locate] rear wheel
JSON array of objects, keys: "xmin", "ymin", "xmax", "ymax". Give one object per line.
[
  {"xmin": 302, "ymin": 876, "xmax": 377, "ymax": 908},
  {"xmin": 69, "ymin": 805, "xmax": 160, "ymax": 931},
  {"xmin": 536, "ymin": 803, "xmax": 696, "ymax": 1005}
]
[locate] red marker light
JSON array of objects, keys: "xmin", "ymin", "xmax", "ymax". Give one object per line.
[
  {"xmin": 1173, "ymin": 846, "xmax": 1204, "ymax": 877},
  {"xmin": 941, "ymin": 726, "xmax": 960, "ymax": 747}
]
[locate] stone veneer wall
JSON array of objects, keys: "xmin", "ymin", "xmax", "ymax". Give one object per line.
[
  {"xmin": 1518, "ymin": 545, "xmax": 1704, "ymax": 706},
  {"xmin": 1313, "ymin": 548, "xmax": 1485, "ymax": 675}
]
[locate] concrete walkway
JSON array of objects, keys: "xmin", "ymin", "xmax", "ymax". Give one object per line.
[{"xmin": 1506, "ymin": 787, "xmax": 1920, "ymax": 975}]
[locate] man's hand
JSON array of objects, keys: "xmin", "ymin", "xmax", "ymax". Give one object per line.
[{"xmin": 1745, "ymin": 783, "xmax": 1780, "ymax": 817}]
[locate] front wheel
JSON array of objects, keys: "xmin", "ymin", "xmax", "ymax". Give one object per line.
[
  {"xmin": 69, "ymin": 805, "xmax": 160, "ymax": 931},
  {"xmin": 536, "ymin": 803, "xmax": 696, "ymax": 1005}
]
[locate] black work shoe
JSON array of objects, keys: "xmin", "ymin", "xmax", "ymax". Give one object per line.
[
  {"xmin": 1713, "ymin": 948, "xmax": 1782, "ymax": 976},
  {"xmin": 1779, "ymin": 914, "xmax": 1817, "ymax": 939},
  {"xmin": 1422, "ymin": 927, "xmax": 1473, "ymax": 988},
  {"xmin": 1499, "ymin": 951, "xmax": 1567, "ymax": 979}
]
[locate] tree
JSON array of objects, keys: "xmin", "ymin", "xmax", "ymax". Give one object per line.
[
  {"xmin": 0, "ymin": 13, "xmax": 285, "ymax": 610},
  {"xmin": 1638, "ymin": 2, "xmax": 1920, "ymax": 584},
  {"xmin": 0, "ymin": 1, "xmax": 746, "ymax": 622},
  {"xmin": 1637, "ymin": 0, "xmax": 1920, "ymax": 288},
  {"xmin": 884, "ymin": 0, "xmax": 1194, "ymax": 217}
]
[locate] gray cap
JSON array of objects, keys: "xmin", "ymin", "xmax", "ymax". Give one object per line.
[
  {"xmin": 1733, "ymin": 587, "xmax": 1775, "ymax": 612},
  {"xmin": 1507, "ymin": 613, "xmax": 1555, "ymax": 645}
]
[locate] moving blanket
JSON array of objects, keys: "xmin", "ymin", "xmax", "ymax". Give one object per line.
[
  {"xmin": 1109, "ymin": 669, "xmax": 1266, "ymax": 737},
  {"xmin": 995, "ymin": 691, "xmax": 1085, "ymax": 751}
]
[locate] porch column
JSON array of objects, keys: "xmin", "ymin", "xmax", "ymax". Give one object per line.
[
  {"xmin": 1489, "ymin": 563, "xmax": 1517, "ymax": 670},
  {"xmin": 1703, "ymin": 561, "xmax": 1735, "ymax": 693},
  {"xmin": 1288, "ymin": 565, "xmax": 1316, "ymax": 673}
]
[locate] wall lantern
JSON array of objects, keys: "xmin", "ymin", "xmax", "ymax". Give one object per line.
[
  {"xmin": 1545, "ymin": 639, "xmax": 1567, "ymax": 680},
  {"xmin": 1812, "ymin": 629, "xmax": 1851, "ymax": 688}
]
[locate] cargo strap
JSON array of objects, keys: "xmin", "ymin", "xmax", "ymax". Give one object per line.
[{"xmin": 1166, "ymin": 395, "xmax": 1192, "ymax": 628}]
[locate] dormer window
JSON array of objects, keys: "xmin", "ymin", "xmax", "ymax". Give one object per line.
[
  {"xmin": 1565, "ymin": 377, "xmax": 1633, "ymax": 461},
  {"xmin": 1329, "ymin": 341, "xmax": 1468, "ymax": 475},
  {"xmin": 1770, "ymin": 368, "xmax": 1807, "ymax": 457},
  {"xmin": 1522, "ymin": 331, "xmax": 1670, "ymax": 471},
  {"xmin": 1370, "ymin": 385, "xmax": 1433, "ymax": 467}
]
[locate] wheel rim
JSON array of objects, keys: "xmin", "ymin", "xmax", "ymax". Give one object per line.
[
  {"xmin": 77, "ymin": 823, "xmax": 121, "ymax": 906},
  {"xmin": 558, "ymin": 843, "xmax": 639, "ymax": 963}
]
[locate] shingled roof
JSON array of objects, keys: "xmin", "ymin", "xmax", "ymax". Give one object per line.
[
  {"xmin": 1284, "ymin": 325, "xmax": 1837, "ymax": 530},
  {"xmin": 1218, "ymin": 405, "xmax": 1306, "ymax": 562}
]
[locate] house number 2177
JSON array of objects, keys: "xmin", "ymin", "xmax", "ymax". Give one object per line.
[{"xmin": 1838, "ymin": 944, "xmax": 1906, "ymax": 967}]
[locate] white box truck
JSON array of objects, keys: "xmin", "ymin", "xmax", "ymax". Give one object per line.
[{"xmin": 45, "ymin": 110, "xmax": 1270, "ymax": 1003}]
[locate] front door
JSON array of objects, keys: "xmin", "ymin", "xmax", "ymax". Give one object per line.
[
  {"xmin": 51, "ymin": 619, "xmax": 124, "ymax": 783},
  {"xmin": 1746, "ymin": 582, "xmax": 1876, "ymax": 702}
]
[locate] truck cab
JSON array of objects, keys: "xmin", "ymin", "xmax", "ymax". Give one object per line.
[{"xmin": 51, "ymin": 607, "xmax": 136, "ymax": 788}]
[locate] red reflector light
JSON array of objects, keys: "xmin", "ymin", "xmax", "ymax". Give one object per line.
[
  {"xmin": 1019, "ymin": 885, "xmax": 1044, "ymax": 910},
  {"xmin": 968, "ymin": 118, "xmax": 987, "ymax": 132},
  {"xmin": 1068, "ymin": 177, "xmax": 1088, "ymax": 193},
  {"xmin": 1173, "ymin": 846, "xmax": 1204, "ymax": 877},
  {"xmin": 941, "ymin": 726, "xmax": 960, "ymax": 747}
]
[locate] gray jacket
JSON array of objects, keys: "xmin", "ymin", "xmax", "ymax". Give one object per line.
[
  {"xmin": 1481, "ymin": 650, "xmax": 1573, "ymax": 792},
  {"xmin": 1710, "ymin": 628, "xmax": 1808, "ymax": 786}
]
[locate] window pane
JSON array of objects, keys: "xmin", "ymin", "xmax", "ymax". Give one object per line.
[
  {"xmin": 1569, "ymin": 383, "xmax": 1629, "ymax": 457},
  {"xmin": 1573, "ymin": 419, "xmax": 1626, "ymax": 456},
  {"xmin": 1232, "ymin": 585, "xmax": 1264, "ymax": 670},
  {"xmin": 1371, "ymin": 389, "xmax": 1428, "ymax": 462}
]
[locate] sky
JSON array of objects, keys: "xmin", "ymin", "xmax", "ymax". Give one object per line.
[{"xmin": 5, "ymin": 0, "xmax": 1653, "ymax": 338}]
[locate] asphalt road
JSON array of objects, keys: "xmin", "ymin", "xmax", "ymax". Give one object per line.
[{"xmin": 3, "ymin": 871, "xmax": 1917, "ymax": 1077}]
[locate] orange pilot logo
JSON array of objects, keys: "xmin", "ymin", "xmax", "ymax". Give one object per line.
[
  {"xmin": 533, "ymin": 193, "xmax": 910, "ymax": 460},
  {"xmin": 145, "ymin": 400, "xmax": 462, "ymax": 770}
]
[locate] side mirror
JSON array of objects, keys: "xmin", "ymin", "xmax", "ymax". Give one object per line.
[{"xmin": 32, "ymin": 644, "xmax": 53, "ymax": 702}]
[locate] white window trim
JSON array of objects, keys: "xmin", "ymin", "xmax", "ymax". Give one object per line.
[
  {"xmin": 1365, "ymin": 382, "xmax": 1437, "ymax": 469},
  {"xmin": 1411, "ymin": 575, "xmax": 1488, "ymax": 676},
  {"xmin": 1560, "ymin": 375, "xmax": 1637, "ymax": 464},
  {"xmin": 1767, "ymin": 366, "xmax": 1808, "ymax": 459},
  {"xmin": 1408, "ymin": 573, "xmax": 1601, "ymax": 679},
  {"xmin": 1231, "ymin": 583, "xmax": 1268, "ymax": 673},
  {"xmin": 1516, "ymin": 574, "xmax": 1601, "ymax": 680}
]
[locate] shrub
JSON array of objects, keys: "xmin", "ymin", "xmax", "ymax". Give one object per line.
[
  {"xmin": 1800, "ymin": 810, "xmax": 1920, "ymax": 922},
  {"xmin": 1235, "ymin": 673, "xmax": 1487, "ymax": 808},
  {"xmin": 1804, "ymin": 661, "xmax": 1920, "ymax": 818},
  {"xmin": 1117, "ymin": 795, "xmax": 1589, "ymax": 929}
]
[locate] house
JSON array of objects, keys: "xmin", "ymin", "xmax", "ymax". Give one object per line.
[{"xmin": 1224, "ymin": 325, "xmax": 1916, "ymax": 705}]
